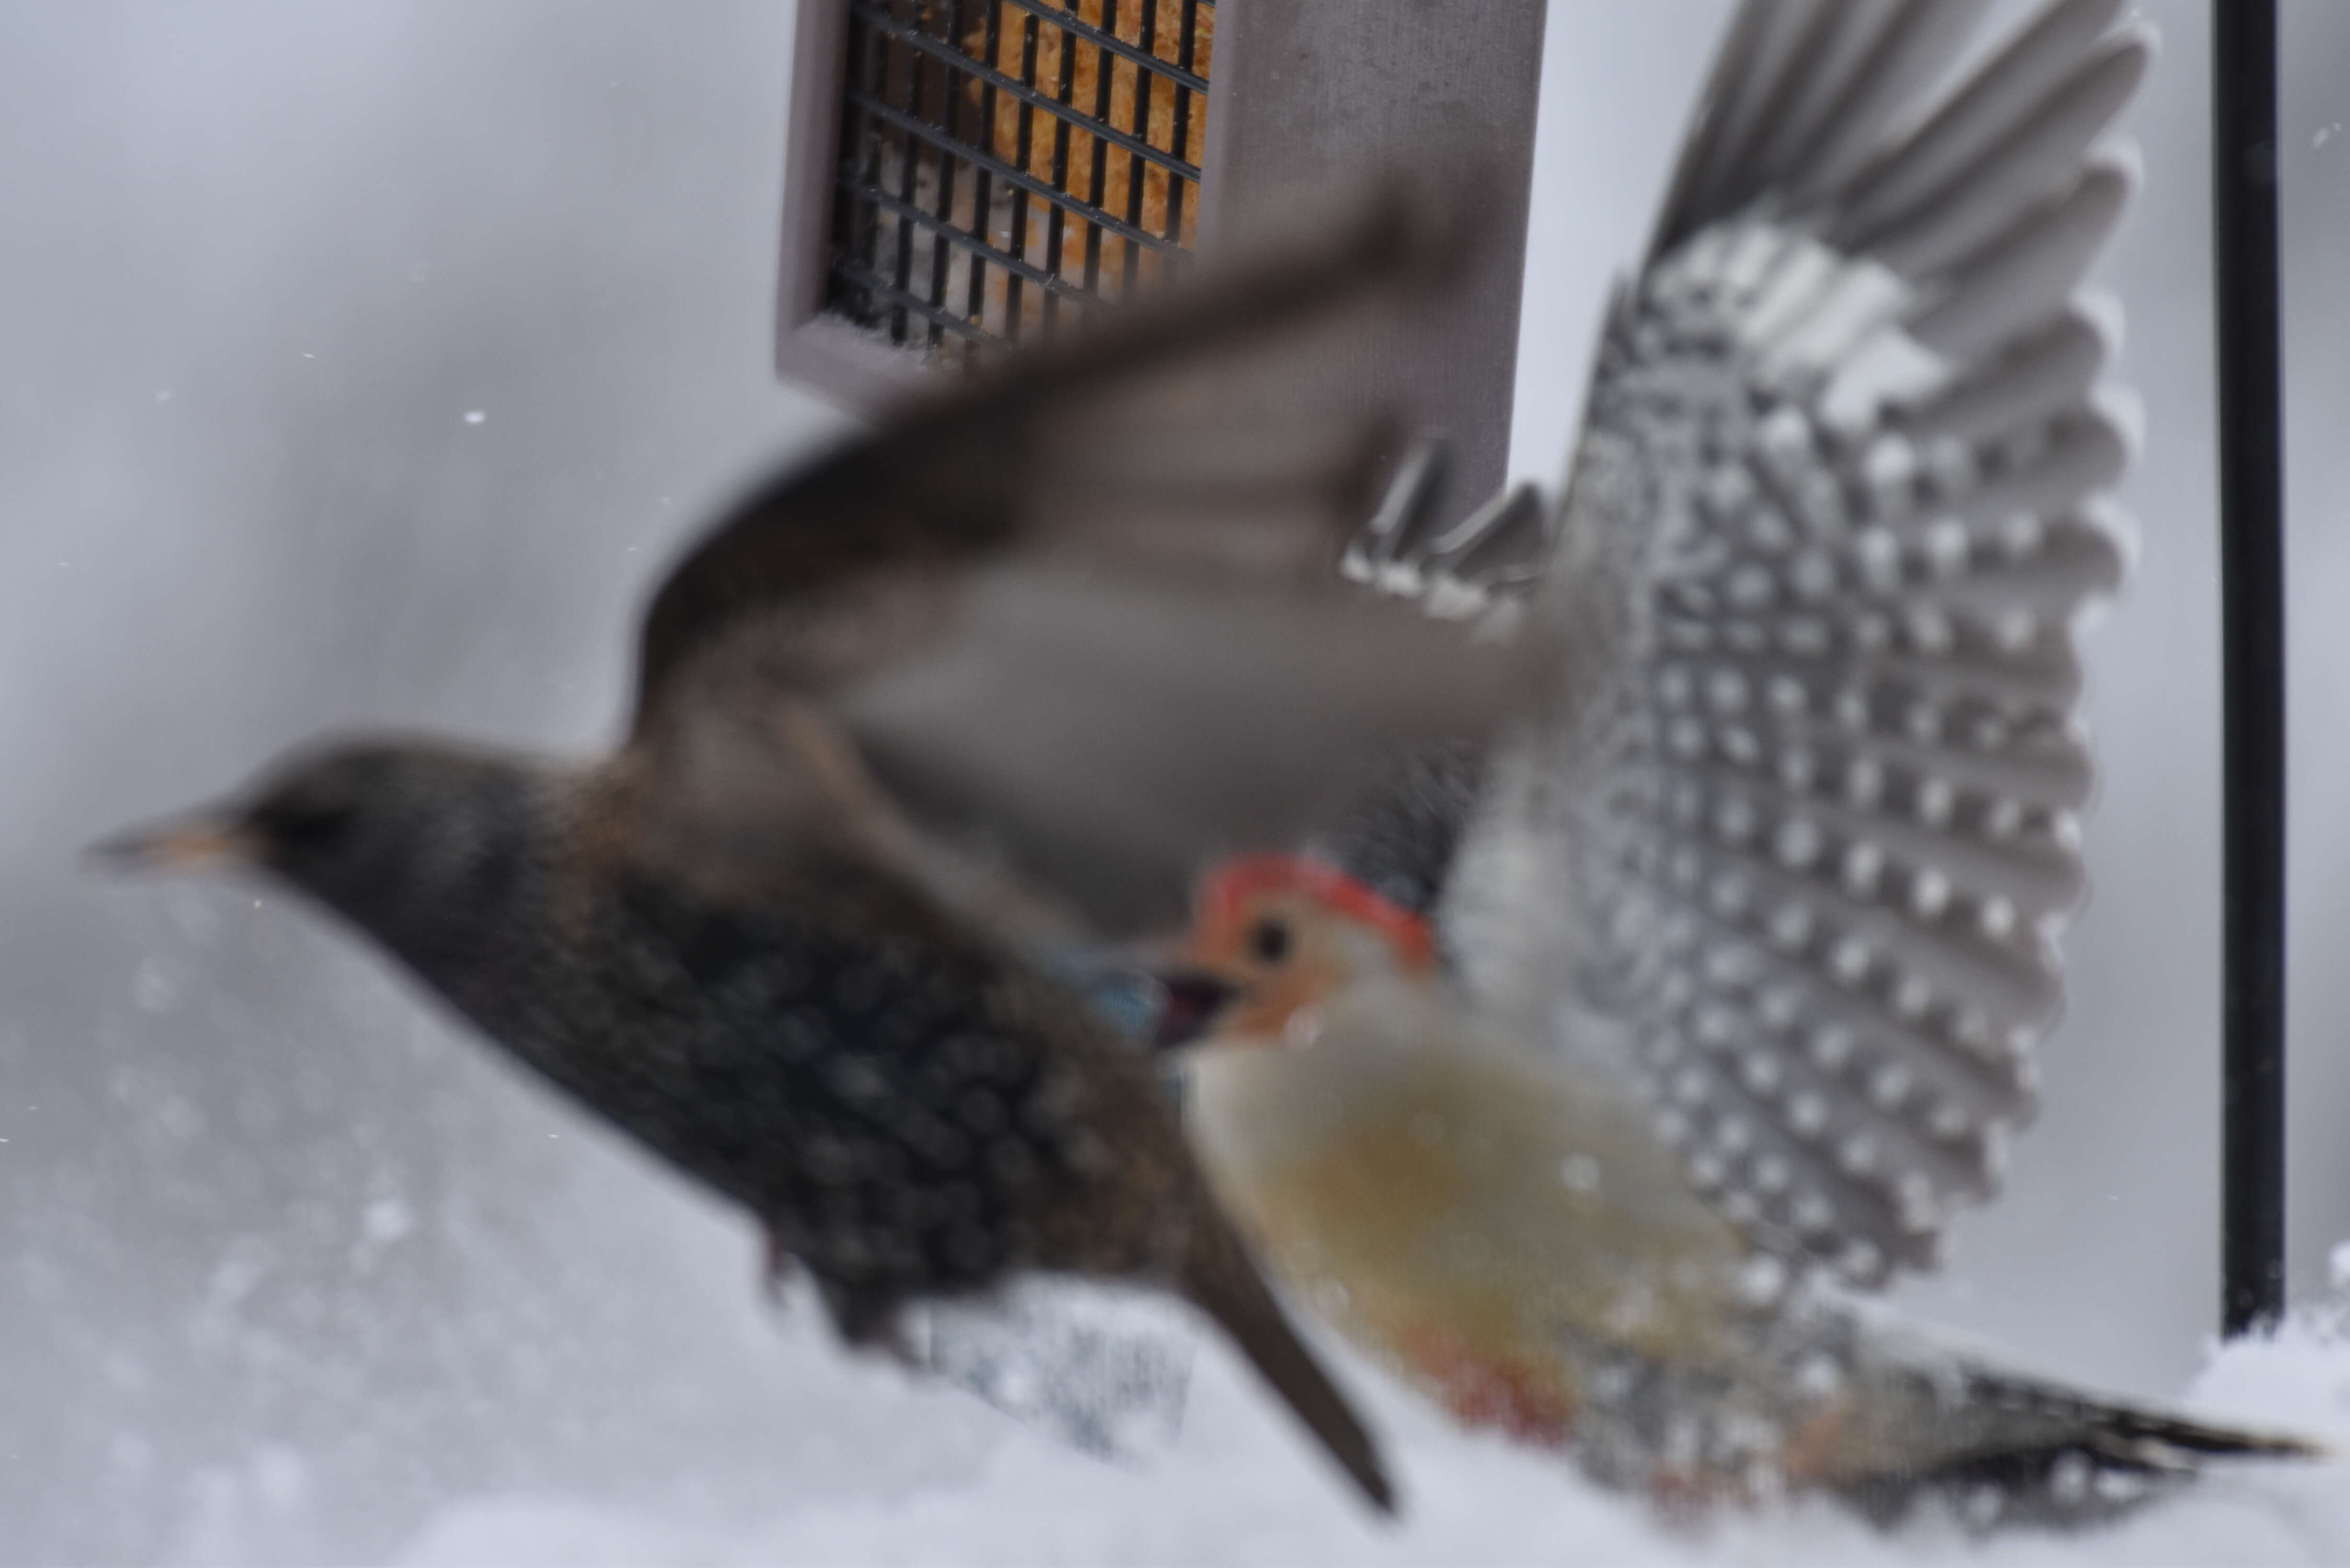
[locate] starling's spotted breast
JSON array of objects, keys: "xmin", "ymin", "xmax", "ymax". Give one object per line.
[{"xmin": 535, "ymin": 870, "xmax": 1119, "ymax": 1315}]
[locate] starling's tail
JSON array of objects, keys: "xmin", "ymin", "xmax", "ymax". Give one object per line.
[
  {"xmin": 1182, "ymin": 1212, "xmax": 1396, "ymax": 1515},
  {"xmin": 1837, "ymin": 1363, "xmax": 2324, "ymax": 1529}
]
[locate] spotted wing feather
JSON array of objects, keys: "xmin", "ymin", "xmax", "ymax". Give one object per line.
[
  {"xmin": 1331, "ymin": 1, "xmax": 2146, "ymax": 1287},
  {"xmin": 1550, "ymin": 0, "xmax": 2146, "ymax": 1286}
]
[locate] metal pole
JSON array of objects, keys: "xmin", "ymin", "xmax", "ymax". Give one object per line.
[{"xmin": 2213, "ymin": 0, "xmax": 2286, "ymax": 1338}]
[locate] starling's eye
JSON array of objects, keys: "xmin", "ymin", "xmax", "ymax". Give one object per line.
[
  {"xmin": 261, "ymin": 797, "xmax": 357, "ymax": 851},
  {"xmin": 1248, "ymin": 916, "xmax": 1292, "ymax": 966}
]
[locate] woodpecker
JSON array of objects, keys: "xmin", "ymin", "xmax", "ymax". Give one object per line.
[
  {"xmin": 1126, "ymin": 0, "xmax": 2254, "ymax": 1520},
  {"xmin": 1158, "ymin": 854, "xmax": 2320, "ymax": 1523},
  {"xmin": 1163, "ymin": 0, "xmax": 2251, "ymax": 1524},
  {"xmin": 86, "ymin": 181, "xmax": 1563, "ymax": 1517}
]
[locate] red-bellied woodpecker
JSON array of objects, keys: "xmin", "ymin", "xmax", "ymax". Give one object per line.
[
  {"xmin": 1158, "ymin": 854, "xmax": 2319, "ymax": 1524},
  {"xmin": 1146, "ymin": 0, "xmax": 2321, "ymax": 1525}
]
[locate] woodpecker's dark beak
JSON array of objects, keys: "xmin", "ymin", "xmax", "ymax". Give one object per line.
[
  {"xmin": 85, "ymin": 812, "xmax": 255, "ymax": 874},
  {"xmin": 1150, "ymin": 971, "xmax": 1239, "ymax": 1051}
]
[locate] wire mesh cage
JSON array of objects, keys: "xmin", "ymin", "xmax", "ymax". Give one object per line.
[{"xmin": 825, "ymin": 0, "xmax": 1214, "ymax": 366}]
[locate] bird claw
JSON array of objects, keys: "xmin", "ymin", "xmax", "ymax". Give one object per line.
[
  {"xmin": 817, "ymin": 1282, "xmax": 931, "ymax": 1373},
  {"xmin": 839, "ymin": 1302, "xmax": 929, "ymax": 1373},
  {"xmin": 866, "ymin": 1315, "xmax": 929, "ymax": 1374}
]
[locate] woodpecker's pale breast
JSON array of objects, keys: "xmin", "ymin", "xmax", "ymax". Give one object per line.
[{"xmin": 1185, "ymin": 979, "xmax": 1758, "ymax": 1439}]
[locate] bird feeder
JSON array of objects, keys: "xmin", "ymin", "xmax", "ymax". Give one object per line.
[{"xmin": 774, "ymin": 0, "xmax": 1546, "ymax": 525}]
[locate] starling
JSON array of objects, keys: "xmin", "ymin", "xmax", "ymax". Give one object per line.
[
  {"xmin": 1156, "ymin": 854, "xmax": 2321, "ymax": 1524},
  {"xmin": 90, "ymin": 186, "xmax": 1544, "ymax": 1515}
]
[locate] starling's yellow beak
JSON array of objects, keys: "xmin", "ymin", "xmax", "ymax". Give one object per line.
[{"xmin": 86, "ymin": 814, "xmax": 256, "ymax": 873}]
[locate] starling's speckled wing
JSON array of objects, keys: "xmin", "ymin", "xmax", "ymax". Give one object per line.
[
  {"xmin": 630, "ymin": 186, "xmax": 1544, "ymax": 939},
  {"xmin": 1402, "ymin": 0, "xmax": 2144, "ymax": 1288}
]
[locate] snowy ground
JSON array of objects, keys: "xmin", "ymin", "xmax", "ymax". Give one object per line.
[{"xmin": 381, "ymin": 1295, "xmax": 2350, "ymax": 1568}]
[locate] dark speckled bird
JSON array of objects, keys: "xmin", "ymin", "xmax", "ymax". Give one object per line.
[{"xmin": 91, "ymin": 185, "xmax": 1553, "ymax": 1515}]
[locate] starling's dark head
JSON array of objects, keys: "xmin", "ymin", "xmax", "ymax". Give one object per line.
[{"xmin": 93, "ymin": 739, "xmax": 545, "ymax": 956}]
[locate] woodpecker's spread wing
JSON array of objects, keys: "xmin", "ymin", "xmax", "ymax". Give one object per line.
[
  {"xmin": 1370, "ymin": 0, "xmax": 2145, "ymax": 1287},
  {"xmin": 629, "ymin": 184, "xmax": 1542, "ymax": 938},
  {"xmin": 1564, "ymin": 0, "xmax": 2145, "ymax": 1286}
]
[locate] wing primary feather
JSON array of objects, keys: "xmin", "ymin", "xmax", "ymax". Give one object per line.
[
  {"xmin": 1744, "ymin": 2, "xmax": 1914, "ymax": 198},
  {"xmin": 1427, "ymin": 482, "xmax": 1552, "ymax": 577},
  {"xmin": 1786, "ymin": 0, "xmax": 1996, "ymax": 206},
  {"xmin": 1657, "ymin": 1, "xmax": 1831, "ymax": 255},
  {"xmin": 1708, "ymin": 2, "xmax": 1853, "ymax": 225},
  {"xmin": 1342, "ymin": 433, "xmax": 1453, "ymax": 591},
  {"xmin": 1340, "ymin": 472, "xmax": 1552, "ymax": 625},
  {"xmin": 1906, "ymin": 163, "xmax": 2132, "ymax": 360},
  {"xmin": 1837, "ymin": 0, "xmax": 2125, "ymax": 240},
  {"xmin": 1857, "ymin": 40, "xmax": 2148, "ymax": 278},
  {"xmin": 1650, "ymin": 1, "xmax": 1780, "ymax": 257},
  {"xmin": 1893, "ymin": 312, "xmax": 2105, "ymax": 445}
]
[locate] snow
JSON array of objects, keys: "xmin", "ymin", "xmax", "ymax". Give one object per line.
[{"xmin": 380, "ymin": 1292, "xmax": 2350, "ymax": 1568}]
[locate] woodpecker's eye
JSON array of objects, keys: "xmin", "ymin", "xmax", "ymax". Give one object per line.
[{"xmin": 1248, "ymin": 916, "xmax": 1292, "ymax": 966}]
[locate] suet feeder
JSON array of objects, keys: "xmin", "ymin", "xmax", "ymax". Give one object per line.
[{"xmin": 774, "ymin": 0, "xmax": 1546, "ymax": 525}]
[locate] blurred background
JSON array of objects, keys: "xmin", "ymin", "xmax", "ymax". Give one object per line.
[{"xmin": 1, "ymin": 2, "xmax": 2344, "ymax": 1561}]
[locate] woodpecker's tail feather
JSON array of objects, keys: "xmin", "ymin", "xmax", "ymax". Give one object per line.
[
  {"xmin": 1836, "ymin": 1364, "xmax": 2323, "ymax": 1529},
  {"xmin": 1181, "ymin": 1212, "xmax": 1397, "ymax": 1515}
]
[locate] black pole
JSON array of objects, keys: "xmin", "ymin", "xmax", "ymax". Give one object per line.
[{"xmin": 2213, "ymin": 0, "xmax": 2287, "ymax": 1338}]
